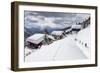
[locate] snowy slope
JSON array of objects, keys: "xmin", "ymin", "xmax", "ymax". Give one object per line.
[
  {"xmin": 25, "ymin": 34, "xmax": 87, "ymax": 62},
  {"xmin": 76, "ymin": 25, "xmax": 91, "ymax": 58}
]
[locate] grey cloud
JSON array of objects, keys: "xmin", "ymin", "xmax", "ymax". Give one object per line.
[{"xmin": 24, "ymin": 10, "xmax": 90, "ymax": 29}]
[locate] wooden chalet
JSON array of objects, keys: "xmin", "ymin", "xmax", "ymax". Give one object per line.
[
  {"xmin": 51, "ymin": 31, "xmax": 65, "ymax": 40},
  {"xmin": 26, "ymin": 33, "xmax": 45, "ymax": 49},
  {"xmin": 26, "ymin": 33, "xmax": 55, "ymax": 49},
  {"xmin": 71, "ymin": 24, "xmax": 82, "ymax": 33}
]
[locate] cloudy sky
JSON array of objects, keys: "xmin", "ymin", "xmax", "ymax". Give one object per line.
[{"xmin": 24, "ymin": 10, "xmax": 90, "ymax": 30}]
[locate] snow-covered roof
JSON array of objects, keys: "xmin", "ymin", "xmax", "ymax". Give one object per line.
[
  {"xmin": 51, "ymin": 31, "xmax": 64, "ymax": 35},
  {"xmin": 72, "ymin": 25, "xmax": 81, "ymax": 29},
  {"xmin": 26, "ymin": 33, "xmax": 45, "ymax": 44},
  {"xmin": 65, "ymin": 28, "xmax": 72, "ymax": 32},
  {"xmin": 46, "ymin": 35, "xmax": 55, "ymax": 40}
]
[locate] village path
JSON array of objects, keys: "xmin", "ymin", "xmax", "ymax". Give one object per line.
[{"xmin": 25, "ymin": 34, "xmax": 87, "ymax": 62}]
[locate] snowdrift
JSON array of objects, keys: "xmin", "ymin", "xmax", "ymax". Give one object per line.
[{"xmin": 76, "ymin": 25, "xmax": 91, "ymax": 58}]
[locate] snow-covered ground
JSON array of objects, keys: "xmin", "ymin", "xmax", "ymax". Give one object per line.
[
  {"xmin": 25, "ymin": 34, "xmax": 88, "ymax": 62},
  {"xmin": 76, "ymin": 25, "xmax": 91, "ymax": 58}
]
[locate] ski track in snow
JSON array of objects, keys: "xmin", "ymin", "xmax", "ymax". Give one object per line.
[{"xmin": 25, "ymin": 34, "xmax": 87, "ymax": 62}]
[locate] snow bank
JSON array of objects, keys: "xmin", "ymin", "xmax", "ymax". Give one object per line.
[{"xmin": 76, "ymin": 25, "xmax": 91, "ymax": 58}]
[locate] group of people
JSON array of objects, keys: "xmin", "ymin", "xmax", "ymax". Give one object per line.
[{"xmin": 75, "ymin": 38, "xmax": 88, "ymax": 48}]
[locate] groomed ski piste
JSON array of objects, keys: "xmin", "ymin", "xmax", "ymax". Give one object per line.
[{"xmin": 25, "ymin": 26, "xmax": 91, "ymax": 62}]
